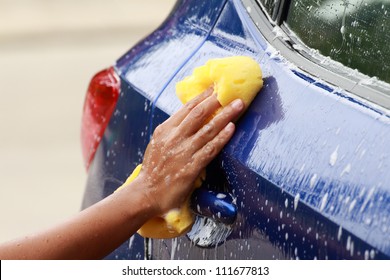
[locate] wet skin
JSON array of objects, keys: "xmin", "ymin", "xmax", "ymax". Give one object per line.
[{"xmin": 0, "ymin": 90, "xmax": 244, "ymax": 260}]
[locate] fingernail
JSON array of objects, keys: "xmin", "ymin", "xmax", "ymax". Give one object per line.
[
  {"xmin": 225, "ymin": 122, "xmax": 235, "ymax": 132},
  {"xmin": 231, "ymin": 99, "xmax": 244, "ymax": 110}
]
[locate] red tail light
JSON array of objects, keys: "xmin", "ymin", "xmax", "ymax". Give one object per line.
[{"xmin": 81, "ymin": 67, "xmax": 120, "ymax": 170}]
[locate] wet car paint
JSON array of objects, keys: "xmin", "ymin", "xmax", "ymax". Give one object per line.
[{"xmin": 82, "ymin": 0, "xmax": 390, "ymax": 259}]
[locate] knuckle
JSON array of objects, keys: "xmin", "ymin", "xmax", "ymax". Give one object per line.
[
  {"xmin": 153, "ymin": 124, "xmax": 164, "ymax": 137},
  {"xmin": 203, "ymin": 142, "xmax": 216, "ymax": 156},
  {"xmin": 184, "ymin": 99, "xmax": 197, "ymax": 112},
  {"xmin": 191, "ymin": 106, "xmax": 204, "ymax": 119},
  {"xmin": 202, "ymin": 124, "xmax": 214, "ymax": 136}
]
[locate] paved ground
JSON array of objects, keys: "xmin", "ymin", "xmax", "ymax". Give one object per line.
[{"xmin": 0, "ymin": 0, "xmax": 175, "ymax": 243}]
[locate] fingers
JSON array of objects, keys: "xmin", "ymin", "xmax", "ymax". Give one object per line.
[
  {"xmin": 192, "ymin": 121, "xmax": 236, "ymax": 169},
  {"xmin": 178, "ymin": 94, "xmax": 222, "ymax": 136},
  {"xmin": 190, "ymin": 98, "xmax": 244, "ymax": 152},
  {"xmin": 165, "ymin": 87, "xmax": 214, "ymax": 128},
  {"xmin": 140, "ymin": 94, "xmax": 244, "ymax": 214}
]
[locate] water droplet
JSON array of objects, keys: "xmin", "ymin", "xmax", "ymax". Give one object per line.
[
  {"xmin": 346, "ymin": 236, "xmax": 351, "ymax": 251},
  {"xmin": 329, "ymin": 145, "xmax": 339, "ymax": 166},
  {"xmin": 216, "ymin": 193, "xmax": 226, "ymax": 199},
  {"xmin": 370, "ymin": 249, "xmax": 375, "ymax": 259},
  {"xmin": 364, "ymin": 217, "xmax": 372, "ymax": 225},
  {"xmin": 340, "ymin": 163, "xmax": 351, "ymax": 176},
  {"xmin": 348, "ymin": 199, "xmax": 356, "ymax": 213},
  {"xmin": 364, "ymin": 250, "xmax": 369, "ymax": 260},
  {"xmin": 350, "ymin": 241, "xmax": 354, "ymax": 256},
  {"xmin": 310, "ymin": 174, "xmax": 318, "ymax": 188},
  {"xmin": 360, "ymin": 187, "xmax": 375, "ymax": 213},
  {"xmin": 170, "ymin": 238, "xmax": 178, "ymax": 260},
  {"xmin": 337, "ymin": 226, "xmax": 342, "ymax": 241},
  {"xmin": 294, "ymin": 193, "xmax": 300, "ymax": 211},
  {"xmin": 320, "ymin": 193, "xmax": 328, "ymax": 212},
  {"xmin": 128, "ymin": 235, "xmax": 135, "ymax": 249}
]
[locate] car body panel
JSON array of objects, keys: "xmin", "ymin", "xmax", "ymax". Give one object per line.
[{"xmin": 82, "ymin": 0, "xmax": 390, "ymax": 259}]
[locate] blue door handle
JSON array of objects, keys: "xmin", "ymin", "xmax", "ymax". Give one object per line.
[{"xmin": 190, "ymin": 188, "xmax": 237, "ymax": 225}]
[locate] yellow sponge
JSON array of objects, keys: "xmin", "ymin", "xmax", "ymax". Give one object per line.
[
  {"xmin": 117, "ymin": 56, "xmax": 263, "ymax": 239},
  {"xmin": 176, "ymin": 56, "xmax": 263, "ymax": 109},
  {"xmin": 116, "ymin": 164, "xmax": 205, "ymax": 238}
]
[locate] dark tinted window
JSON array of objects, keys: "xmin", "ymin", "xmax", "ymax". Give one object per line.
[
  {"xmin": 257, "ymin": 0, "xmax": 280, "ymax": 19},
  {"xmin": 286, "ymin": 0, "xmax": 390, "ymax": 83}
]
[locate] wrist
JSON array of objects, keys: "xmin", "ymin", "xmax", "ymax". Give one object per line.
[{"xmin": 119, "ymin": 173, "xmax": 161, "ymax": 220}]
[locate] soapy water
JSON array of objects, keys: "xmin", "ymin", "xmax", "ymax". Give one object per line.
[
  {"xmin": 171, "ymin": 238, "xmax": 178, "ymax": 260},
  {"xmin": 122, "ymin": 1, "xmax": 389, "ymax": 259},
  {"xmin": 186, "ymin": 216, "xmax": 233, "ymax": 248}
]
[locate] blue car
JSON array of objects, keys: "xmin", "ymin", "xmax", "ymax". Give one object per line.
[{"xmin": 81, "ymin": 0, "xmax": 390, "ymax": 259}]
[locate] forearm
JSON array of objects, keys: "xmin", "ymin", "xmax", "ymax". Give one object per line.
[
  {"xmin": 0, "ymin": 93, "xmax": 243, "ymax": 260},
  {"xmin": 0, "ymin": 176, "xmax": 156, "ymax": 260}
]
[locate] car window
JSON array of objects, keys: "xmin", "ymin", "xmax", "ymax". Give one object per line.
[
  {"xmin": 257, "ymin": 0, "xmax": 280, "ymax": 19},
  {"xmin": 285, "ymin": 0, "xmax": 390, "ymax": 84}
]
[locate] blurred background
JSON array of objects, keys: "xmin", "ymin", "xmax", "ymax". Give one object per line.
[{"xmin": 0, "ymin": 0, "xmax": 175, "ymax": 243}]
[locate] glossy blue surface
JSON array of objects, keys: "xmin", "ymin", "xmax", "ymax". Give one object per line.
[
  {"xmin": 82, "ymin": 0, "xmax": 390, "ymax": 259},
  {"xmin": 191, "ymin": 189, "xmax": 237, "ymax": 225}
]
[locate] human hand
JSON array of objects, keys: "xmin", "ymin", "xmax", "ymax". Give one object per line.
[{"xmin": 137, "ymin": 88, "xmax": 244, "ymax": 216}]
